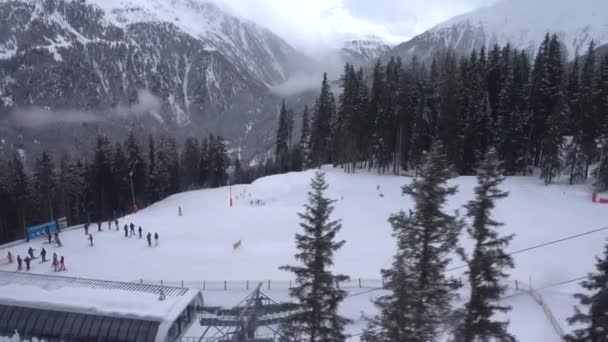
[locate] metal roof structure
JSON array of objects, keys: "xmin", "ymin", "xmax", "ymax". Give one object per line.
[{"xmin": 0, "ymin": 271, "xmax": 204, "ymax": 342}]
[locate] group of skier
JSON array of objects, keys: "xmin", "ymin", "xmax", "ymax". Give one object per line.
[
  {"xmin": 84, "ymin": 219, "xmax": 160, "ymax": 247},
  {"xmin": 6, "ymin": 247, "xmax": 65, "ymax": 272}
]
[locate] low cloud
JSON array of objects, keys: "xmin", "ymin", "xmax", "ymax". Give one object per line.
[{"xmin": 4, "ymin": 89, "xmax": 162, "ymax": 129}]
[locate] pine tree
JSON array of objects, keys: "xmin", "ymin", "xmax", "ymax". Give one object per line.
[
  {"xmin": 280, "ymin": 172, "xmax": 350, "ymax": 342},
  {"xmin": 299, "ymin": 105, "xmax": 311, "ymax": 169},
  {"xmin": 208, "ymin": 136, "xmax": 229, "ymax": 188},
  {"xmin": 541, "ymin": 94, "xmax": 568, "ymax": 184},
  {"xmin": 125, "ymin": 131, "xmax": 147, "ymax": 207},
  {"xmin": 529, "ymin": 34, "xmax": 553, "ymax": 166},
  {"xmin": 276, "ymin": 100, "xmax": 291, "ymax": 173},
  {"xmin": 33, "ymin": 151, "xmax": 56, "ymax": 221},
  {"xmin": 453, "ymin": 149, "xmax": 515, "ymax": 342},
  {"xmin": 580, "ymin": 41, "xmax": 599, "ymax": 178},
  {"xmin": 438, "ymin": 51, "xmax": 464, "ymax": 170},
  {"xmin": 310, "ymin": 73, "xmax": 335, "ymax": 168},
  {"xmin": 181, "ymin": 138, "xmax": 201, "ymax": 190},
  {"xmin": 566, "ymin": 241, "xmax": 608, "ymax": 341},
  {"xmin": 8, "ymin": 153, "xmax": 31, "ymax": 234},
  {"xmin": 366, "ymin": 142, "xmax": 462, "ymax": 341},
  {"xmin": 566, "ymin": 56, "xmax": 586, "ymax": 184},
  {"xmin": 199, "ymin": 136, "xmax": 210, "ymax": 187},
  {"xmin": 111, "ymin": 143, "xmax": 130, "ymax": 216},
  {"xmin": 90, "ymin": 135, "xmax": 113, "ymax": 220}
]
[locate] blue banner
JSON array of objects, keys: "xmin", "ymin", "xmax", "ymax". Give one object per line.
[{"xmin": 26, "ymin": 221, "xmax": 58, "ymax": 241}]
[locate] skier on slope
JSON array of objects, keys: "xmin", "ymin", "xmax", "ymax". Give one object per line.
[
  {"xmin": 24, "ymin": 256, "xmax": 31, "ymax": 271},
  {"xmin": 52, "ymin": 253, "xmax": 58, "ymax": 272},
  {"xmin": 59, "ymin": 256, "xmax": 65, "ymax": 271},
  {"xmin": 97, "ymin": 221, "xmax": 102, "ymax": 232},
  {"xmin": 47, "ymin": 231, "xmax": 52, "ymax": 244},
  {"xmin": 27, "ymin": 247, "xmax": 35, "ymax": 259},
  {"xmin": 146, "ymin": 232, "xmax": 152, "ymax": 247},
  {"xmin": 88, "ymin": 234, "xmax": 94, "ymax": 246},
  {"xmin": 154, "ymin": 232, "xmax": 159, "ymax": 246},
  {"xmin": 40, "ymin": 248, "xmax": 47, "ymax": 262},
  {"xmin": 7, "ymin": 251, "xmax": 13, "ymax": 264},
  {"xmin": 55, "ymin": 232, "xmax": 62, "ymax": 247},
  {"xmin": 129, "ymin": 223, "xmax": 135, "ymax": 236},
  {"xmin": 114, "ymin": 219, "xmax": 119, "ymax": 231},
  {"xmin": 16, "ymin": 255, "xmax": 22, "ymax": 271},
  {"xmin": 138, "ymin": 226, "xmax": 142, "ymax": 239},
  {"xmin": 107, "ymin": 221, "xmax": 112, "ymax": 230},
  {"xmin": 84, "ymin": 223, "xmax": 89, "ymax": 235},
  {"xmin": 124, "ymin": 224, "xmax": 129, "ymax": 237}
]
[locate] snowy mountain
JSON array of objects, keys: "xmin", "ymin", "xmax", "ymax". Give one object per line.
[
  {"xmin": 339, "ymin": 36, "xmax": 391, "ymax": 66},
  {"xmin": 384, "ymin": 0, "xmax": 608, "ymax": 63},
  {"xmin": 0, "ymin": 0, "xmax": 314, "ymax": 158}
]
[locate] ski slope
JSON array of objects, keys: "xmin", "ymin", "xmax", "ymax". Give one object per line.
[{"xmin": 0, "ymin": 167, "xmax": 606, "ymax": 340}]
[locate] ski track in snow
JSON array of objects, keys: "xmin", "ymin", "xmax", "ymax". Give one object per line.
[{"xmin": 0, "ymin": 167, "xmax": 605, "ymax": 340}]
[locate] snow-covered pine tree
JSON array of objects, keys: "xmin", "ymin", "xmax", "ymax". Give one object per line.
[
  {"xmin": 365, "ymin": 142, "xmax": 462, "ymax": 341},
  {"xmin": 579, "ymin": 41, "xmax": 599, "ymax": 179},
  {"xmin": 566, "ymin": 241, "xmax": 608, "ymax": 341},
  {"xmin": 541, "ymin": 94, "xmax": 568, "ymax": 184},
  {"xmin": 280, "ymin": 171, "xmax": 350, "ymax": 342},
  {"xmin": 299, "ymin": 105, "xmax": 311, "ymax": 169},
  {"xmin": 566, "ymin": 56, "xmax": 587, "ymax": 184},
  {"xmin": 453, "ymin": 149, "xmax": 515, "ymax": 342},
  {"xmin": 276, "ymin": 100, "xmax": 291, "ymax": 173}
]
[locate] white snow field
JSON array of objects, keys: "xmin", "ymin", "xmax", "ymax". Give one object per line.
[{"xmin": 1, "ymin": 167, "xmax": 607, "ymax": 341}]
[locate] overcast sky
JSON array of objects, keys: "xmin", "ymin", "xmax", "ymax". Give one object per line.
[{"xmin": 219, "ymin": 0, "xmax": 499, "ymax": 56}]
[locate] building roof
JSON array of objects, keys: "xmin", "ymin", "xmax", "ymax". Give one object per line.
[{"xmin": 0, "ymin": 271, "xmax": 202, "ymax": 323}]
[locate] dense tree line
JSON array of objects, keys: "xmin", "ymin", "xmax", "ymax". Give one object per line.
[
  {"xmin": 0, "ymin": 133, "xmax": 232, "ymax": 244},
  {"xmin": 277, "ymin": 34, "xmax": 608, "ymax": 187}
]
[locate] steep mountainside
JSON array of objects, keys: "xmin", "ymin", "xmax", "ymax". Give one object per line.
[
  {"xmin": 384, "ymin": 0, "xmax": 608, "ymax": 63},
  {"xmin": 0, "ymin": 0, "xmax": 314, "ymax": 159}
]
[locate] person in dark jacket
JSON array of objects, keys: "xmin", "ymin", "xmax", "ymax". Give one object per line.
[
  {"xmin": 17, "ymin": 255, "xmax": 22, "ymax": 271},
  {"xmin": 24, "ymin": 256, "xmax": 31, "ymax": 271},
  {"xmin": 130, "ymin": 223, "xmax": 135, "ymax": 237},
  {"xmin": 146, "ymin": 232, "xmax": 152, "ymax": 247},
  {"xmin": 88, "ymin": 234, "xmax": 94, "ymax": 246},
  {"xmin": 97, "ymin": 221, "xmax": 102, "ymax": 232},
  {"xmin": 154, "ymin": 232, "xmax": 159, "ymax": 246},
  {"xmin": 124, "ymin": 224, "xmax": 129, "ymax": 237},
  {"xmin": 28, "ymin": 247, "xmax": 34, "ymax": 259},
  {"xmin": 114, "ymin": 219, "xmax": 119, "ymax": 231},
  {"xmin": 47, "ymin": 231, "xmax": 52, "ymax": 244},
  {"xmin": 52, "ymin": 253, "xmax": 58, "ymax": 272},
  {"xmin": 40, "ymin": 248, "xmax": 47, "ymax": 262},
  {"xmin": 138, "ymin": 226, "xmax": 143, "ymax": 239},
  {"xmin": 107, "ymin": 221, "xmax": 112, "ymax": 230},
  {"xmin": 84, "ymin": 223, "xmax": 89, "ymax": 235}
]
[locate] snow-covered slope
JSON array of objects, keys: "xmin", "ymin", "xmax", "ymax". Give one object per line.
[
  {"xmin": 385, "ymin": 0, "xmax": 608, "ymax": 63},
  {"xmin": 0, "ymin": 0, "xmax": 314, "ymax": 159},
  {"xmin": 339, "ymin": 36, "xmax": 391, "ymax": 66},
  {"xmin": 0, "ymin": 167, "xmax": 605, "ymax": 340}
]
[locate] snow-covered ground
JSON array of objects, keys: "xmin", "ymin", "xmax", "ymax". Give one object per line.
[{"xmin": 0, "ymin": 167, "xmax": 606, "ymax": 341}]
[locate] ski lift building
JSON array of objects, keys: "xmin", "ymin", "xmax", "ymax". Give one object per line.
[{"xmin": 0, "ymin": 270, "xmax": 204, "ymax": 342}]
